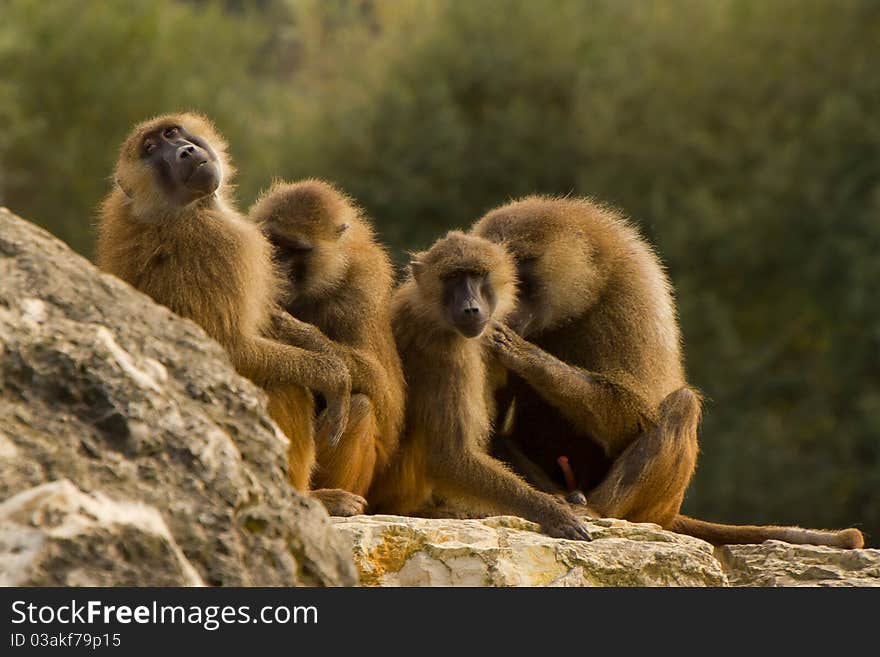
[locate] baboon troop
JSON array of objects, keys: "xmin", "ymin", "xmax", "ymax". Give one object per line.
[{"xmin": 96, "ymin": 112, "xmax": 865, "ymax": 550}]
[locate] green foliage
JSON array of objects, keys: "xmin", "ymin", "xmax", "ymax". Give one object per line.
[
  {"xmin": 0, "ymin": 0, "xmax": 284, "ymax": 253},
  {"xmin": 1, "ymin": 0, "xmax": 877, "ymax": 542}
]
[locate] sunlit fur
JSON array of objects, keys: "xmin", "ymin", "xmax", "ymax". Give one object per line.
[
  {"xmin": 110, "ymin": 113, "xmax": 236, "ymax": 225},
  {"xmin": 474, "ymin": 195, "xmax": 682, "ymax": 408},
  {"xmin": 370, "ymin": 232, "xmax": 516, "ymax": 514},
  {"xmin": 249, "ymin": 179, "xmax": 354, "ymax": 299},
  {"xmin": 369, "ymin": 233, "xmax": 589, "ymax": 540},
  {"xmin": 96, "ymin": 114, "xmax": 365, "ymax": 516},
  {"xmin": 473, "ymin": 195, "xmax": 864, "ymax": 549},
  {"xmin": 249, "ymin": 179, "xmax": 406, "ymax": 495},
  {"xmin": 408, "ymin": 230, "xmax": 517, "ymax": 337},
  {"xmin": 99, "ymin": 113, "xmax": 275, "ymax": 349}
]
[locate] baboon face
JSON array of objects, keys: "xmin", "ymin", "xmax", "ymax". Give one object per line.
[
  {"xmin": 264, "ymin": 222, "xmax": 349, "ymax": 298},
  {"xmin": 115, "ymin": 113, "xmax": 229, "ymax": 218},
  {"xmin": 441, "ymin": 271, "xmax": 497, "ymax": 338},
  {"xmin": 139, "ymin": 123, "xmax": 221, "ymax": 204},
  {"xmin": 506, "ymin": 255, "xmax": 543, "ymax": 336},
  {"xmin": 411, "ymin": 231, "xmax": 516, "ymax": 339},
  {"xmin": 474, "ymin": 230, "xmax": 550, "ymax": 337},
  {"xmin": 266, "ymin": 228, "xmax": 317, "ymax": 287},
  {"xmin": 249, "ymin": 181, "xmax": 352, "ymax": 299}
]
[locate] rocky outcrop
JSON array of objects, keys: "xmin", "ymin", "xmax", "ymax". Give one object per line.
[
  {"xmin": 0, "ymin": 208, "xmax": 356, "ymax": 586},
  {"xmin": 2, "ymin": 209, "xmax": 876, "ymax": 588},
  {"xmin": 0, "ymin": 480, "xmax": 203, "ymax": 586},
  {"xmin": 716, "ymin": 541, "xmax": 880, "ymax": 587},
  {"xmin": 335, "ymin": 515, "xmax": 727, "ymax": 586},
  {"xmin": 336, "ymin": 515, "xmax": 880, "ymax": 587}
]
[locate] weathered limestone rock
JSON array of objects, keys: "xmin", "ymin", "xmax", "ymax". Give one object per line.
[
  {"xmin": 716, "ymin": 541, "xmax": 880, "ymax": 587},
  {"xmin": 334, "ymin": 515, "xmax": 728, "ymax": 586},
  {"xmin": 0, "ymin": 209, "xmax": 356, "ymax": 586},
  {"xmin": 0, "ymin": 480, "xmax": 203, "ymax": 586}
]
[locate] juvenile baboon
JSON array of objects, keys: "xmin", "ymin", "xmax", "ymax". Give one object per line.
[
  {"xmin": 96, "ymin": 112, "xmax": 364, "ymax": 516},
  {"xmin": 473, "ymin": 195, "xmax": 864, "ymax": 548},
  {"xmin": 368, "ymin": 231, "xmax": 592, "ymax": 540},
  {"xmin": 248, "ymin": 179, "xmax": 405, "ymax": 497}
]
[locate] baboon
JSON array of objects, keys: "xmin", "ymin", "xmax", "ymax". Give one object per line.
[
  {"xmin": 473, "ymin": 195, "xmax": 864, "ymax": 548},
  {"xmin": 248, "ymin": 179, "xmax": 405, "ymax": 497},
  {"xmin": 96, "ymin": 112, "xmax": 365, "ymax": 516},
  {"xmin": 368, "ymin": 231, "xmax": 591, "ymax": 541}
]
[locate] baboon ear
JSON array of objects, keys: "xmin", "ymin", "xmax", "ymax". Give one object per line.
[{"xmin": 336, "ymin": 223, "xmax": 350, "ymax": 238}]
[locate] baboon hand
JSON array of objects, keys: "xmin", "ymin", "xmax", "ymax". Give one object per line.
[
  {"xmin": 318, "ymin": 387, "xmax": 351, "ymax": 449},
  {"xmin": 488, "ymin": 321, "xmax": 530, "ymax": 366},
  {"xmin": 272, "ymin": 310, "xmax": 335, "ymax": 354},
  {"xmin": 542, "ymin": 508, "xmax": 592, "ymax": 541},
  {"xmin": 315, "ymin": 355, "xmax": 352, "ymax": 447}
]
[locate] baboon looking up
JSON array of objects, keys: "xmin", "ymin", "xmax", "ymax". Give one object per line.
[
  {"xmin": 369, "ymin": 231, "xmax": 592, "ymax": 541},
  {"xmin": 473, "ymin": 195, "xmax": 864, "ymax": 548},
  {"xmin": 96, "ymin": 113, "xmax": 364, "ymax": 516},
  {"xmin": 249, "ymin": 179, "xmax": 405, "ymax": 497}
]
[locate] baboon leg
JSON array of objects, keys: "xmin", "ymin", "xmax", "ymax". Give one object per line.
[
  {"xmin": 313, "ymin": 393, "xmax": 378, "ymax": 496},
  {"xmin": 267, "ymin": 385, "xmax": 366, "ymax": 516},
  {"xmin": 587, "ymin": 388, "xmax": 700, "ymax": 525},
  {"xmin": 266, "ymin": 385, "xmax": 316, "ymax": 492},
  {"xmin": 365, "ymin": 447, "xmax": 433, "ymax": 517}
]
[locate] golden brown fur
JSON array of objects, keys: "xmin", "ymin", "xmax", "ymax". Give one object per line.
[
  {"xmin": 369, "ymin": 231, "xmax": 591, "ymax": 540},
  {"xmin": 473, "ymin": 195, "xmax": 864, "ymax": 549},
  {"xmin": 248, "ymin": 179, "xmax": 405, "ymax": 497},
  {"xmin": 96, "ymin": 113, "xmax": 364, "ymax": 516}
]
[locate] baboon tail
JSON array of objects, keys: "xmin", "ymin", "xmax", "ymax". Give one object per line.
[{"xmin": 670, "ymin": 515, "xmax": 864, "ymax": 549}]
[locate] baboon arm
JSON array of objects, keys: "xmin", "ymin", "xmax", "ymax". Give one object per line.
[
  {"xmin": 489, "ymin": 323, "xmax": 650, "ymax": 452},
  {"xmin": 270, "ymin": 309, "xmax": 336, "ymax": 354},
  {"xmin": 432, "ymin": 451, "xmax": 558, "ymax": 520},
  {"xmin": 333, "ymin": 346, "xmax": 389, "ymax": 399},
  {"xmin": 233, "ymin": 333, "xmax": 348, "ymax": 394},
  {"xmin": 431, "ymin": 450, "xmax": 592, "ymax": 541},
  {"xmin": 272, "ymin": 310, "xmax": 390, "ymax": 403},
  {"xmin": 232, "ymin": 334, "xmax": 351, "ymax": 447}
]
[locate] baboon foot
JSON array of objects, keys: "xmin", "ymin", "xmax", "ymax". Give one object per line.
[{"xmin": 311, "ymin": 488, "xmax": 367, "ymax": 516}]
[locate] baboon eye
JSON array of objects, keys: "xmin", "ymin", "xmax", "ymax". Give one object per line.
[{"xmin": 163, "ymin": 127, "xmax": 179, "ymax": 139}]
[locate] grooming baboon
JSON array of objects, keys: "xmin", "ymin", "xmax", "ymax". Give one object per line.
[
  {"xmin": 368, "ymin": 231, "xmax": 591, "ymax": 540},
  {"xmin": 473, "ymin": 195, "xmax": 864, "ymax": 548},
  {"xmin": 248, "ymin": 179, "xmax": 405, "ymax": 496},
  {"xmin": 96, "ymin": 112, "xmax": 365, "ymax": 516}
]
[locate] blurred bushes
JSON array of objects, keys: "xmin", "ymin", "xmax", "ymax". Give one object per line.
[{"xmin": 1, "ymin": 0, "xmax": 877, "ymax": 542}]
